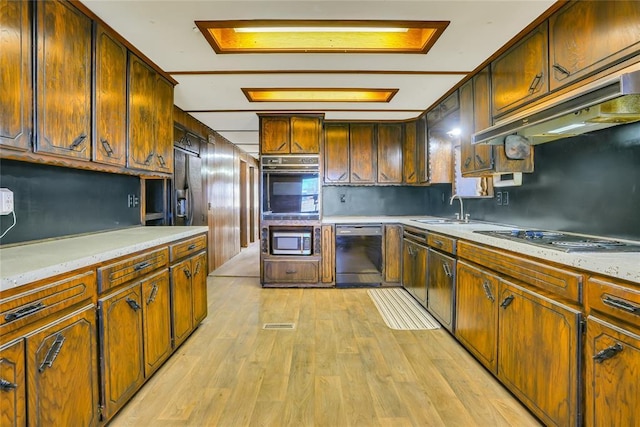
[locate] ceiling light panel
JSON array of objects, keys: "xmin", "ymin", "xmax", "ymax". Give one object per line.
[
  {"xmin": 242, "ymin": 88, "xmax": 398, "ymax": 103},
  {"xmin": 195, "ymin": 20, "xmax": 449, "ymax": 54}
]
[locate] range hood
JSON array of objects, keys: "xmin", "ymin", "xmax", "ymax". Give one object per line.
[{"xmin": 473, "ymin": 65, "xmax": 640, "ymax": 145}]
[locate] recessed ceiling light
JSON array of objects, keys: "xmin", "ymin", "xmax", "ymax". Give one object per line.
[
  {"xmin": 195, "ymin": 20, "xmax": 449, "ymax": 54},
  {"xmin": 242, "ymin": 88, "xmax": 398, "ymax": 103}
]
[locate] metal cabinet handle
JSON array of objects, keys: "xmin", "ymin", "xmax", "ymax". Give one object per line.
[
  {"xmin": 276, "ymin": 142, "xmax": 287, "ymax": 152},
  {"xmin": 602, "ymin": 296, "xmax": 640, "ymax": 315},
  {"xmin": 194, "ymin": 261, "xmax": 201, "ymax": 276},
  {"xmin": 147, "ymin": 283, "xmax": 159, "ymax": 305},
  {"xmin": 352, "ymin": 173, "xmax": 362, "ymax": 181},
  {"xmin": 482, "ymin": 281, "xmax": 495, "ymax": 302},
  {"xmin": 432, "ymin": 240, "xmax": 444, "ymax": 247},
  {"xmin": 126, "ymin": 298, "xmax": 142, "ymax": 311},
  {"xmin": 338, "ymin": 172, "xmax": 347, "ymax": 181},
  {"xmin": 188, "ymin": 243, "xmax": 197, "ymax": 250},
  {"xmin": 101, "ymin": 139, "xmax": 114, "ymax": 156},
  {"xmin": 293, "ymin": 142, "xmax": 304, "ymax": 151},
  {"xmin": 500, "ymin": 295, "xmax": 514, "ymax": 309},
  {"xmin": 475, "ymin": 154, "xmax": 487, "ymax": 166},
  {"xmin": 285, "ymin": 270, "xmax": 297, "ymax": 274},
  {"xmin": 593, "ymin": 343, "xmax": 623, "ymax": 363},
  {"xmin": 5, "ymin": 302, "xmax": 46, "ymax": 322},
  {"xmin": 552, "ymin": 63, "xmax": 571, "ymax": 77},
  {"xmin": 464, "ymin": 157, "xmax": 472, "ymax": 168},
  {"xmin": 380, "ymin": 172, "xmax": 389, "ymax": 181},
  {"xmin": 144, "ymin": 152, "xmax": 154, "ymax": 165},
  {"xmin": 407, "ymin": 172, "xmax": 415, "ymax": 180},
  {"xmin": 528, "ymin": 73, "xmax": 543, "ymax": 93},
  {"xmin": 442, "ymin": 262, "xmax": 453, "ymax": 278},
  {"xmin": 0, "ymin": 378, "xmax": 18, "ymax": 391},
  {"xmin": 157, "ymin": 154, "xmax": 166, "ymax": 167},
  {"xmin": 183, "ymin": 268, "xmax": 192, "ymax": 279},
  {"xmin": 134, "ymin": 261, "xmax": 151, "ymax": 271},
  {"xmin": 38, "ymin": 334, "xmax": 65, "ymax": 373},
  {"xmin": 69, "ymin": 134, "xmax": 87, "ymax": 149}
]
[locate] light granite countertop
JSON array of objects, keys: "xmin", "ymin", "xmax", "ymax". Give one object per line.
[
  {"xmin": 0, "ymin": 226, "xmax": 208, "ymax": 291},
  {"xmin": 323, "ymin": 215, "xmax": 640, "ymax": 284}
]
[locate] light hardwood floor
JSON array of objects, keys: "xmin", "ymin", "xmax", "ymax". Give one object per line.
[{"xmin": 109, "ymin": 243, "xmax": 542, "ymax": 427}]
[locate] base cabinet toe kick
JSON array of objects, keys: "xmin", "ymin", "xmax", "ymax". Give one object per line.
[{"xmin": 0, "ymin": 231, "xmax": 208, "ymax": 426}]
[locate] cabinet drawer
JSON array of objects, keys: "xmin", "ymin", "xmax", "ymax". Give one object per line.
[
  {"xmin": 263, "ymin": 259, "xmax": 319, "ymax": 284},
  {"xmin": 586, "ymin": 276, "xmax": 640, "ymax": 329},
  {"xmin": 98, "ymin": 248, "xmax": 168, "ymax": 293},
  {"xmin": 0, "ymin": 271, "xmax": 96, "ymax": 337},
  {"xmin": 427, "ymin": 233, "xmax": 456, "ymax": 255},
  {"xmin": 457, "ymin": 241, "xmax": 582, "ymax": 303},
  {"xmin": 169, "ymin": 235, "xmax": 207, "ymax": 262}
]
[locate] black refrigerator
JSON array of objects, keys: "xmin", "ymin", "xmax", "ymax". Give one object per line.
[{"xmin": 172, "ymin": 148, "xmax": 206, "ymax": 226}]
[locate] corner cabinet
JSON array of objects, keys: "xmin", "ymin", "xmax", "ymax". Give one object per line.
[
  {"xmin": 260, "ymin": 116, "xmax": 321, "ymax": 154},
  {"xmin": 128, "ymin": 54, "xmax": 174, "ymax": 174},
  {"xmin": 0, "ymin": 0, "xmax": 32, "ymax": 152},
  {"xmin": 549, "ymin": 1, "xmax": 640, "ymax": 91},
  {"xmin": 35, "ymin": 0, "xmax": 92, "ymax": 160}
]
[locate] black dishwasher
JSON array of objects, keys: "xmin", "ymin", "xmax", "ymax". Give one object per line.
[{"xmin": 335, "ymin": 224, "xmax": 383, "ymax": 287}]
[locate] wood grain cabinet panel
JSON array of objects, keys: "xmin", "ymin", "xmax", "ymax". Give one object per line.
[
  {"xmin": 261, "ymin": 116, "xmax": 320, "ymax": 154},
  {"xmin": 324, "ymin": 123, "xmax": 350, "ymax": 183},
  {"xmin": 170, "ymin": 251, "xmax": 207, "ymax": 347},
  {"xmin": 141, "ymin": 271, "xmax": 172, "ymax": 377},
  {"xmin": 290, "ymin": 116, "xmax": 320, "ymax": 153},
  {"xmin": 455, "ymin": 260, "xmax": 499, "ymax": 373},
  {"xmin": 0, "ymin": 0, "xmax": 31, "ymax": 151},
  {"xmin": 99, "ymin": 285, "xmax": 145, "ymax": 421},
  {"xmin": 349, "ymin": 124, "xmax": 376, "ymax": 184},
  {"xmin": 0, "ymin": 339, "xmax": 26, "ymax": 427},
  {"xmin": 584, "ymin": 316, "xmax": 640, "ymax": 427},
  {"xmin": 383, "ymin": 224, "xmax": 402, "ymax": 284},
  {"xmin": 154, "ymin": 75, "xmax": 174, "ymax": 173},
  {"xmin": 27, "ymin": 304, "xmax": 99, "ymax": 427},
  {"xmin": 321, "ymin": 225, "xmax": 335, "ymax": 284},
  {"xmin": 491, "ymin": 22, "xmax": 549, "ymax": 118},
  {"xmin": 263, "ymin": 259, "xmax": 319, "ymax": 284},
  {"xmin": 427, "ymin": 248, "xmax": 456, "ymax": 332},
  {"xmin": 94, "ymin": 25, "xmax": 127, "ymax": 167},
  {"xmin": 549, "ymin": 0, "xmax": 640, "ymax": 91},
  {"xmin": 497, "ymin": 280, "xmax": 581, "ymax": 427},
  {"xmin": 35, "ymin": 0, "xmax": 92, "ymax": 160},
  {"xmin": 377, "ymin": 124, "xmax": 403, "ymax": 184},
  {"xmin": 403, "ymin": 120, "xmax": 417, "ymax": 184},
  {"xmin": 402, "ymin": 235, "xmax": 427, "ymax": 307},
  {"xmin": 260, "ymin": 117, "xmax": 290, "ymax": 154}
]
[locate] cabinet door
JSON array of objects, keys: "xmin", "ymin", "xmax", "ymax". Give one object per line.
[
  {"xmin": 99, "ymin": 285, "xmax": 145, "ymax": 420},
  {"xmin": 403, "ymin": 121, "xmax": 417, "ymax": 184},
  {"xmin": 142, "ymin": 271, "xmax": 172, "ymax": 377},
  {"xmin": 324, "ymin": 123, "xmax": 350, "ymax": 183},
  {"xmin": 402, "ymin": 239, "xmax": 427, "ymax": 306},
  {"xmin": 128, "ymin": 54, "xmax": 157, "ymax": 171},
  {"xmin": 584, "ymin": 316, "xmax": 640, "ymax": 427},
  {"xmin": 416, "ymin": 115, "xmax": 429, "ymax": 184},
  {"xmin": 191, "ymin": 252, "xmax": 208, "ymax": 325},
  {"xmin": 377, "ymin": 124, "xmax": 403, "ymax": 184},
  {"xmin": 491, "ymin": 22, "xmax": 549, "ymax": 118},
  {"xmin": 349, "ymin": 124, "xmax": 376, "ymax": 183},
  {"xmin": 94, "ymin": 25, "xmax": 127, "ymax": 167},
  {"xmin": 549, "ymin": 1, "xmax": 640, "ymax": 91},
  {"xmin": 455, "ymin": 261, "xmax": 499, "ymax": 373},
  {"xmin": 263, "ymin": 259, "xmax": 319, "ymax": 284},
  {"xmin": 383, "ymin": 225, "xmax": 402, "ymax": 283},
  {"xmin": 154, "ymin": 75, "xmax": 174, "ymax": 173},
  {"xmin": 261, "ymin": 117, "xmax": 290, "ymax": 154},
  {"xmin": 471, "ymin": 68, "xmax": 494, "ymax": 173},
  {"xmin": 27, "ymin": 305, "xmax": 99, "ymax": 427},
  {"xmin": 171, "ymin": 258, "xmax": 194, "ymax": 346},
  {"xmin": 497, "ymin": 280, "xmax": 581, "ymax": 427},
  {"xmin": 321, "ymin": 225, "xmax": 335, "ymax": 283},
  {"xmin": 427, "ymin": 250, "xmax": 455, "ymax": 332},
  {"xmin": 35, "ymin": 0, "xmax": 92, "ymax": 160},
  {"xmin": 459, "ymin": 80, "xmax": 476, "ymax": 175},
  {"xmin": 0, "ymin": 339, "xmax": 25, "ymax": 427},
  {"xmin": 0, "ymin": 0, "xmax": 31, "ymax": 151},
  {"xmin": 402, "ymin": 239, "xmax": 415, "ymax": 297},
  {"xmin": 290, "ymin": 116, "xmax": 320, "ymax": 153}
]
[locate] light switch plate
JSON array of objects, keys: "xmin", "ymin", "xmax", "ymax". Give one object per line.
[{"xmin": 0, "ymin": 188, "xmax": 14, "ymax": 215}]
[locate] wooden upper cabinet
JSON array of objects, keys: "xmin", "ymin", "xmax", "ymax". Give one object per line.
[
  {"xmin": 324, "ymin": 123, "xmax": 350, "ymax": 183},
  {"xmin": 128, "ymin": 54, "xmax": 174, "ymax": 173},
  {"xmin": 377, "ymin": 123, "xmax": 403, "ymax": 184},
  {"xmin": 459, "ymin": 80, "xmax": 478, "ymax": 176},
  {"xmin": 349, "ymin": 123, "xmax": 376, "ymax": 184},
  {"xmin": 0, "ymin": 0, "xmax": 31, "ymax": 151},
  {"xmin": 35, "ymin": 0, "xmax": 92, "ymax": 160},
  {"xmin": 261, "ymin": 116, "xmax": 320, "ymax": 154},
  {"xmin": 471, "ymin": 68, "xmax": 494, "ymax": 172},
  {"xmin": 94, "ymin": 25, "xmax": 127, "ymax": 167},
  {"xmin": 491, "ymin": 22, "xmax": 549, "ymax": 118},
  {"xmin": 549, "ymin": 1, "xmax": 640, "ymax": 91},
  {"xmin": 416, "ymin": 115, "xmax": 430, "ymax": 184},
  {"xmin": 403, "ymin": 120, "xmax": 417, "ymax": 184},
  {"xmin": 290, "ymin": 116, "xmax": 320, "ymax": 153},
  {"xmin": 261, "ymin": 116, "xmax": 290, "ymax": 154}
]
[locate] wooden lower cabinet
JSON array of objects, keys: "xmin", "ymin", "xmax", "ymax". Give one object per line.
[
  {"xmin": 27, "ymin": 304, "xmax": 100, "ymax": 426},
  {"xmin": 584, "ymin": 316, "xmax": 640, "ymax": 427},
  {"xmin": 497, "ymin": 280, "xmax": 581, "ymax": 427},
  {"xmin": 263, "ymin": 258, "xmax": 319, "ymax": 284},
  {"xmin": 0, "ymin": 339, "xmax": 26, "ymax": 427},
  {"xmin": 99, "ymin": 283, "xmax": 145, "ymax": 420},
  {"xmin": 170, "ymin": 251, "xmax": 208, "ymax": 347},
  {"xmin": 402, "ymin": 238, "xmax": 427, "ymax": 307},
  {"xmin": 383, "ymin": 224, "xmax": 402, "ymax": 284},
  {"xmin": 321, "ymin": 225, "xmax": 335, "ymax": 284},
  {"xmin": 427, "ymin": 249, "xmax": 456, "ymax": 332},
  {"xmin": 455, "ymin": 260, "xmax": 499, "ymax": 373},
  {"xmin": 141, "ymin": 271, "xmax": 172, "ymax": 377}
]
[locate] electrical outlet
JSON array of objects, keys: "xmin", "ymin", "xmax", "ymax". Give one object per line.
[
  {"xmin": 127, "ymin": 194, "xmax": 139, "ymax": 208},
  {"xmin": 503, "ymin": 191, "xmax": 509, "ymax": 206},
  {"xmin": 496, "ymin": 191, "xmax": 502, "ymax": 206},
  {"xmin": 0, "ymin": 188, "xmax": 14, "ymax": 215}
]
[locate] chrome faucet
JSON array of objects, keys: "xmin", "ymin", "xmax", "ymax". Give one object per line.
[{"xmin": 449, "ymin": 194, "xmax": 466, "ymax": 222}]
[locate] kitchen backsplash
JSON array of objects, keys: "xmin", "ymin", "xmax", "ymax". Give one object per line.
[
  {"xmin": 0, "ymin": 159, "xmax": 141, "ymax": 245},
  {"xmin": 322, "ymin": 185, "xmax": 438, "ymax": 216}
]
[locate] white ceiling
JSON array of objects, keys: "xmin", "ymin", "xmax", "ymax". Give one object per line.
[{"xmin": 81, "ymin": 0, "xmax": 557, "ymax": 158}]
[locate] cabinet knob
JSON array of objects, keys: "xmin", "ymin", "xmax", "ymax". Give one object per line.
[
  {"xmin": 593, "ymin": 343, "xmax": 623, "ymax": 364},
  {"xmin": 126, "ymin": 298, "xmax": 142, "ymax": 311},
  {"xmin": 0, "ymin": 379, "xmax": 18, "ymax": 391},
  {"xmin": 38, "ymin": 334, "xmax": 65, "ymax": 373},
  {"xmin": 500, "ymin": 295, "xmax": 514, "ymax": 309}
]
